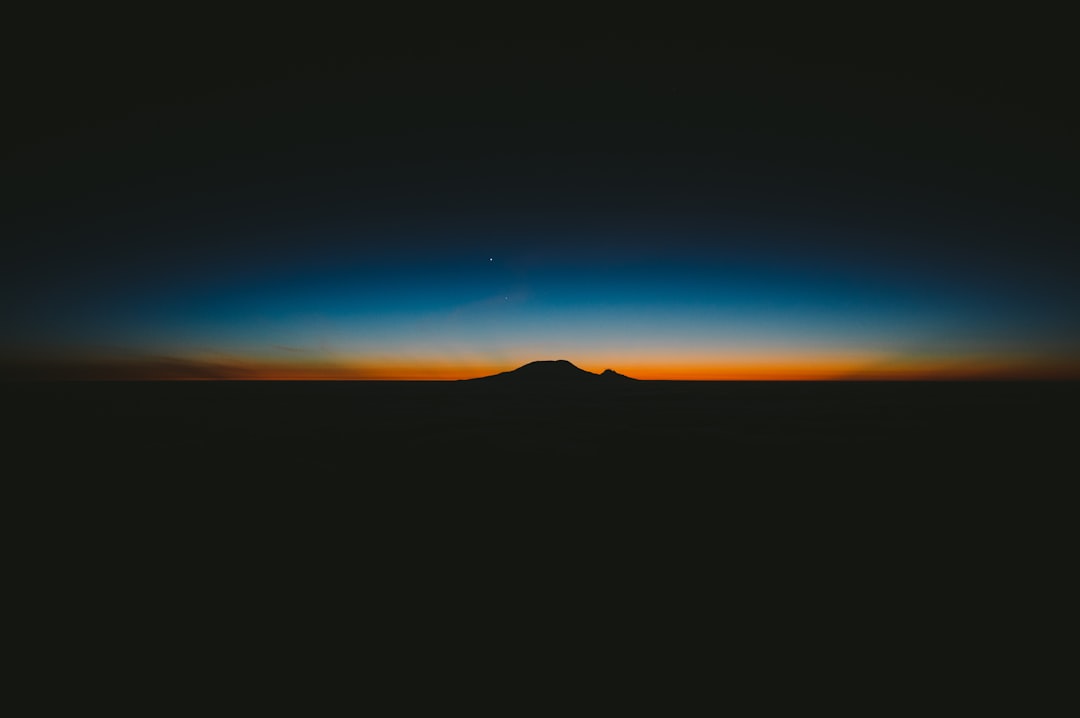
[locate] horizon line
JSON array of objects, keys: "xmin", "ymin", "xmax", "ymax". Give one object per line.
[{"xmin": 3, "ymin": 356, "xmax": 1079, "ymax": 382}]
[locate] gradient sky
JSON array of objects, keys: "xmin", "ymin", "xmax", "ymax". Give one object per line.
[{"xmin": 4, "ymin": 10, "xmax": 1078, "ymax": 379}]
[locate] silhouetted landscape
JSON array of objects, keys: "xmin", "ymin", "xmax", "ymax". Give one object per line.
[
  {"xmin": 8, "ymin": 365, "xmax": 1074, "ymax": 700},
  {"xmin": 7, "ymin": 363, "xmax": 1073, "ymax": 480},
  {"xmin": 9, "ymin": 361, "xmax": 1073, "ymax": 588}
]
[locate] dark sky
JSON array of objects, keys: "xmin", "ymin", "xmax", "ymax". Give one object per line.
[{"xmin": 4, "ymin": 9, "xmax": 1078, "ymax": 378}]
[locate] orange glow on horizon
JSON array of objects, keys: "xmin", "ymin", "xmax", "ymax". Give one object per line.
[{"xmin": 6, "ymin": 352, "xmax": 1079, "ymax": 381}]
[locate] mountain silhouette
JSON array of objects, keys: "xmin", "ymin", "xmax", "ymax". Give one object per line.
[{"xmin": 466, "ymin": 360, "xmax": 637, "ymax": 383}]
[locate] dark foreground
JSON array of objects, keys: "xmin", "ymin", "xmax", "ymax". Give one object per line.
[
  {"xmin": 6, "ymin": 380, "xmax": 1072, "ymax": 704},
  {"xmin": 6, "ymin": 379, "xmax": 1075, "ymax": 476}
]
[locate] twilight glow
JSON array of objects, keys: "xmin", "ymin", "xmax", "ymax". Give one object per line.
[
  {"xmin": 8, "ymin": 222, "xmax": 1077, "ymax": 380},
  {"xmin": 4, "ymin": 26, "xmax": 1078, "ymax": 380}
]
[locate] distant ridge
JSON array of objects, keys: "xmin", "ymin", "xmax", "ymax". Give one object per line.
[{"xmin": 464, "ymin": 360, "xmax": 637, "ymax": 383}]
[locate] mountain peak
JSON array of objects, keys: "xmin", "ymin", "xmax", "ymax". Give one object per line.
[
  {"xmin": 465, "ymin": 360, "xmax": 636, "ymax": 382},
  {"xmin": 494, "ymin": 359, "xmax": 596, "ymax": 381}
]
